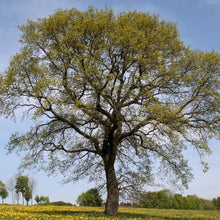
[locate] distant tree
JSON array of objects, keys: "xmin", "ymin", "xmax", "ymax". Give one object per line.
[
  {"xmin": 139, "ymin": 191, "xmax": 158, "ymax": 208},
  {"xmin": 15, "ymin": 175, "xmax": 29, "ymax": 205},
  {"xmin": 139, "ymin": 189, "xmax": 173, "ymax": 209},
  {"xmin": 0, "ymin": 180, "xmax": 8, "ymax": 204},
  {"xmin": 157, "ymin": 190, "xmax": 172, "ymax": 209},
  {"xmin": 173, "ymin": 194, "xmax": 187, "ymax": 209},
  {"xmin": 138, "ymin": 190, "xmax": 214, "ymax": 210},
  {"xmin": 186, "ymin": 195, "xmax": 200, "ymax": 210},
  {"xmin": 1, "ymin": 7, "xmax": 219, "ymax": 215},
  {"xmin": 198, "ymin": 197, "xmax": 214, "ymax": 210},
  {"xmin": 213, "ymin": 197, "xmax": 220, "ymax": 210},
  {"xmin": 35, "ymin": 195, "xmax": 50, "ymax": 204},
  {"xmin": 28, "ymin": 177, "xmax": 37, "ymax": 205},
  {"xmin": 35, "ymin": 195, "xmax": 40, "ymax": 204},
  {"xmin": 77, "ymin": 188, "xmax": 103, "ymax": 207},
  {"xmin": 7, "ymin": 176, "xmax": 16, "ymax": 204},
  {"xmin": 15, "ymin": 191, "xmax": 20, "ymax": 205},
  {"xmin": 24, "ymin": 186, "xmax": 32, "ymax": 205}
]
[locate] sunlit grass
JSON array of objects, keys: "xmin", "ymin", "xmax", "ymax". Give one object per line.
[{"xmin": 0, "ymin": 205, "xmax": 219, "ymax": 219}]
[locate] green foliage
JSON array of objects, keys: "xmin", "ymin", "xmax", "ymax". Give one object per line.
[
  {"xmin": 77, "ymin": 188, "xmax": 103, "ymax": 207},
  {"xmin": 49, "ymin": 201, "xmax": 72, "ymax": 206},
  {"xmin": 15, "ymin": 175, "xmax": 32, "ymax": 205},
  {"xmin": 0, "ymin": 180, "xmax": 8, "ymax": 204},
  {"xmin": 15, "ymin": 176, "xmax": 29, "ymax": 195},
  {"xmin": 213, "ymin": 197, "xmax": 220, "ymax": 210},
  {"xmin": 35, "ymin": 195, "xmax": 50, "ymax": 204},
  {"xmin": 24, "ymin": 186, "xmax": 32, "ymax": 205},
  {"xmin": 139, "ymin": 190, "xmax": 215, "ymax": 210},
  {"xmin": 139, "ymin": 190, "xmax": 173, "ymax": 209},
  {"xmin": 35, "ymin": 195, "xmax": 40, "ymax": 204}
]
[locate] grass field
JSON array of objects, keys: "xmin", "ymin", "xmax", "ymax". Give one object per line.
[{"xmin": 0, "ymin": 205, "xmax": 219, "ymax": 219}]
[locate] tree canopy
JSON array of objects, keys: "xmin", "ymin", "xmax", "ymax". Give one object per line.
[
  {"xmin": 15, "ymin": 175, "xmax": 30, "ymax": 205},
  {"xmin": 0, "ymin": 7, "xmax": 219, "ymax": 215}
]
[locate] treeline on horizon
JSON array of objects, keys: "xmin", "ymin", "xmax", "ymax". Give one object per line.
[
  {"xmin": 124, "ymin": 189, "xmax": 220, "ymax": 210},
  {"xmin": 34, "ymin": 189, "xmax": 220, "ymax": 211},
  {"xmin": 1, "ymin": 175, "xmax": 220, "ymax": 210},
  {"xmin": 33, "ymin": 189, "xmax": 220, "ymax": 211}
]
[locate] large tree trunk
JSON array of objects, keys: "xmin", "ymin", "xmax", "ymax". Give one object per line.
[{"xmin": 104, "ymin": 161, "xmax": 119, "ymax": 216}]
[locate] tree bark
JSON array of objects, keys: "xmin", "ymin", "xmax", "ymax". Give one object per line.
[{"xmin": 104, "ymin": 161, "xmax": 119, "ymax": 216}]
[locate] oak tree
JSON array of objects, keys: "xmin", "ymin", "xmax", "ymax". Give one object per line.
[{"xmin": 0, "ymin": 8, "xmax": 219, "ymax": 215}]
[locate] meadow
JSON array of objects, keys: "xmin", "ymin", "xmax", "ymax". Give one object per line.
[{"xmin": 0, "ymin": 205, "xmax": 219, "ymax": 220}]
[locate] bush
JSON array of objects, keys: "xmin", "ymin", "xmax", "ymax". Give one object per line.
[
  {"xmin": 49, "ymin": 201, "xmax": 73, "ymax": 206},
  {"xmin": 77, "ymin": 188, "xmax": 103, "ymax": 207}
]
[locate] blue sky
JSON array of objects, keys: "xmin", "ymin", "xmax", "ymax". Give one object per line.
[{"xmin": 0, "ymin": 0, "xmax": 220, "ymax": 204}]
